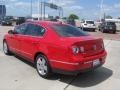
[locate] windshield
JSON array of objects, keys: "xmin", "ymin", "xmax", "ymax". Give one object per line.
[
  {"xmin": 106, "ymin": 22, "xmax": 115, "ymax": 26},
  {"xmin": 51, "ymin": 24, "xmax": 89, "ymax": 37},
  {"xmin": 86, "ymin": 21, "xmax": 94, "ymax": 24}
]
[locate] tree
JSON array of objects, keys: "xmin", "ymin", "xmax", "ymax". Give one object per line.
[
  {"xmin": 68, "ymin": 14, "xmax": 79, "ymax": 21},
  {"xmin": 105, "ymin": 15, "xmax": 113, "ymax": 19}
]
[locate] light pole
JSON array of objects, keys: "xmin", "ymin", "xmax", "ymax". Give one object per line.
[
  {"xmin": 41, "ymin": 1, "xmax": 42, "ymax": 20},
  {"xmin": 38, "ymin": 0, "xmax": 40, "ymax": 21},
  {"xmin": 100, "ymin": 0, "xmax": 104, "ymax": 22},
  {"xmin": 58, "ymin": 7, "xmax": 63, "ymax": 19},
  {"xmin": 43, "ymin": 1, "xmax": 45, "ymax": 20},
  {"xmin": 30, "ymin": 0, "xmax": 32, "ymax": 19}
]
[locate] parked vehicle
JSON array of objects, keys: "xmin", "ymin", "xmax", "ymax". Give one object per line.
[
  {"xmin": 16, "ymin": 17, "xmax": 26, "ymax": 25},
  {"xmin": 0, "ymin": 16, "xmax": 12, "ymax": 26},
  {"xmin": 3, "ymin": 21, "xmax": 107, "ymax": 78},
  {"xmin": 67, "ymin": 19, "xmax": 75, "ymax": 26},
  {"xmin": 99, "ymin": 21, "xmax": 116, "ymax": 34},
  {"xmin": 0, "ymin": 17, "xmax": 2, "ymax": 24},
  {"xmin": 81, "ymin": 20, "xmax": 96, "ymax": 32}
]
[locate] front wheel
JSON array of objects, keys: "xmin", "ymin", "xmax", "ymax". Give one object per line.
[
  {"xmin": 3, "ymin": 41, "xmax": 11, "ymax": 55},
  {"xmin": 92, "ymin": 29, "xmax": 96, "ymax": 32},
  {"xmin": 113, "ymin": 31, "xmax": 116, "ymax": 34},
  {"xmin": 35, "ymin": 54, "xmax": 52, "ymax": 78},
  {"xmin": 101, "ymin": 29, "xmax": 105, "ymax": 33}
]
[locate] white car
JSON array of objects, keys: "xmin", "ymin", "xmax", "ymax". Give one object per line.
[{"xmin": 81, "ymin": 20, "xmax": 96, "ymax": 32}]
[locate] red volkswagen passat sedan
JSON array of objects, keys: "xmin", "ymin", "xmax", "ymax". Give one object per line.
[{"xmin": 3, "ymin": 21, "xmax": 107, "ymax": 78}]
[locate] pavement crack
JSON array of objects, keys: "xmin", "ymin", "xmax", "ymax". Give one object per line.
[
  {"xmin": 63, "ymin": 75, "xmax": 78, "ymax": 90},
  {"xmin": 63, "ymin": 40, "xmax": 113, "ymax": 90}
]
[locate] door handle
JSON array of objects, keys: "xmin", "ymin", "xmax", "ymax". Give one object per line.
[
  {"xmin": 32, "ymin": 42, "xmax": 39, "ymax": 44},
  {"xmin": 18, "ymin": 39, "xmax": 24, "ymax": 41},
  {"xmin": 10, "ymin": 36, "xmax": 14, "ymax": 39}
]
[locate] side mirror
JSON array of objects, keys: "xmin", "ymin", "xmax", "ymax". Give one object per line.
[{"xmin": 8, "ymin": 30, "xmax": 17, "ymax": 34}]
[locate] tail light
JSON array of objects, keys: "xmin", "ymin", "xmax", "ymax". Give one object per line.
[
  {"xmin": 72, "ymin": 46, "xmax": 85, "ymax": 54},
  {"xmin": 72, "ymin": 46, "xmax": 79, "ymax": 54},
  {"xmin": 80, "ymin": 46, "xmax": 85, "ymax": 53}
]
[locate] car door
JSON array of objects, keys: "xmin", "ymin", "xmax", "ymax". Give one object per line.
[
  {"xmin": 19, "ymin": 23, "xmax": 45, "ymax": 60},
  {"xmin": 8, "ymin": 24, "xmax": 27, "ymax": 54}
]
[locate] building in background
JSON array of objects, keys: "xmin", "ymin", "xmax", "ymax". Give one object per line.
[{"xmin": 0, "ymin": 5, "xmax": 6, "ymax": 17}]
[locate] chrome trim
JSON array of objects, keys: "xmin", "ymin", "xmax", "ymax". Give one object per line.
[
  {"xmin": 50, "ymin": 60, "xmax": 79, "ymax": 65},
  {"xmin": 84, "ymin": 61, "xmax": 93, "ymax": 64}
]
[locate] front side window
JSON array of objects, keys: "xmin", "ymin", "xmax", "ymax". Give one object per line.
[
  {"xmin": 15, "ymin": 24, "xmax": 27, "ymax": 34},
  {"xmin": 24, "ymin": 24, "xmax": 45, "ymax": 36},
  {"xmin": 51, "ymin": 24, "xmax": 89, "ymax": 37}
]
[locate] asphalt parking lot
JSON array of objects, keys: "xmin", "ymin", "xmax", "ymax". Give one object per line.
[{"xmin": 0, "ymin": 26, "xmax": 120, "ymax": 90}]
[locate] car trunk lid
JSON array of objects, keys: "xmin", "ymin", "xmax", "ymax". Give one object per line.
[{"xmin": 61, "ymin": 36, "xmax": 104, "ymax": 57}]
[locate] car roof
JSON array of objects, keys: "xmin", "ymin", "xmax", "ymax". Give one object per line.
[{"xmin": 26, "ymin": 21, "xmax": 63, "ymax": 25}]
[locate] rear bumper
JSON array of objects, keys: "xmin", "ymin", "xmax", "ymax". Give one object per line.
[
  {"xmin": 51, "ymin": 51, "xmax": 107, "ymax": 75},
  {"xmin": 53, "ymin": 63, "xmax": 103, "ymax": 75},
  {"xmin": 2, "ymin": 22, "xmax": 12, "ymax": 25},
  {"xmin": 83, "ymin": 28, "xmax": 96, "ymax": 31},
  {"xmin": 103, "ymin": 29, "xmax": 116, "ymax": 32}
]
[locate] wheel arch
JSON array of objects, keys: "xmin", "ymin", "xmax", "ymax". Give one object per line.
[
  {"xmin": 3, "ymin": 39, "xmax": 6, "ymax": 42},
  {"xmin": 34, "ymin": 52, "xmax": 52, "ymax": 72},
  {"xmin": 34, "ymin": 52, "xmax": 48, "ymax": 63}
]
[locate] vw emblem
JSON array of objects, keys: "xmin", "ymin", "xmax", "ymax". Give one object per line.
[{"xmin": 93, "ymin": 45, "xmax": 97, "ymax": 50}]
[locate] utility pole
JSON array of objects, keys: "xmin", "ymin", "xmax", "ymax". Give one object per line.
[
  {"xmin": 41, "ymin": 1, "xmax": 42, "ymax": 20},
  {"xmin": 30, "ymin": 0, "xmax": 32, "ymax": 19},
  {"xmin": 61, "ymin": 8, "xmax": 63, "ymax": 18},
  {"xmin": 43, "ymin": 1, "xmax": 45, "ymax": 20},
  {"xmin": 59, "ymin": 9, "xmax": 60, "ymax": 18},
  {"xmin": 100, "ymin": 0, "xmax": 104, "ymax": 22},
  {"xmin": 38, "ymin": 0, "xmax": 40, "ymax": 21}
]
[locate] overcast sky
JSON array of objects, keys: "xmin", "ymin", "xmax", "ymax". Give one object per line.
[{"xmin": 2, "ymin": 0, "xmax": 120, "ymax": 19}]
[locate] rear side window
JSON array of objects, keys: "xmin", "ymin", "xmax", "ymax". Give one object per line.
[
  {"xmin": 51, "ymin": 24, "xmax": 89, "ymax": 37},
  {"xmin": 25, "ymin": 24, "xmax": 45, "ymax": 36}
]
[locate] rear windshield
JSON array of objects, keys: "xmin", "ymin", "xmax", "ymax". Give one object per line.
[
  {"xmin": 106, "ymin": 22, "xmax": 115, "ymax": 26},
  {"xmin": 51, "ymin": 24, "xmax": 89, "ymax": 37},
  {"xmin": 86, "ymin": 21, "xmax": 94, "ymax": 24}
]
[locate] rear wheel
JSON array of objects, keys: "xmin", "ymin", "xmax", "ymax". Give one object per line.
[
  {"xmin": 101, "ymin": 29, "xmax": 105, "ymax": 33},
  {"xmin": 35, "ymin": 54, "xmax": 52, "ymax": 78},
  {"xmin": 3, "ymin": 41, "xmax": 11, "ymax": 55},
  {"xmin": 1, "ymin": 23, "xmax": 3, "ymax": 26},
  {"xmin": 92, "ymin": 29, "xmax": 96, "ymax": 32}
]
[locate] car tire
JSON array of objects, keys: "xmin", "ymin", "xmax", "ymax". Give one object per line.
[
  {"xmin": 98, "ymin": 28, "xmax": 100, "ymax": 31},
  {"xmin": 101, "ymin": 29, "xmax": 105, "ymax": 33},
  {"xmin": 93, "ymin": 29, "xmax": 96, "ymax": 32},
  {"xmin": 35, "ymin": 54, "xmax": 52, "ymax": 78},
  {"xmin": 3, "ymin": 41, "xmax": 12, "ymax": 55},
  {"xmin": 1, "ymin": 23, "xmax": 3, "ymax": 26},
  {"xmin": 113, "ymin": 31, "xmax": 116, "ymax": 34}
]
